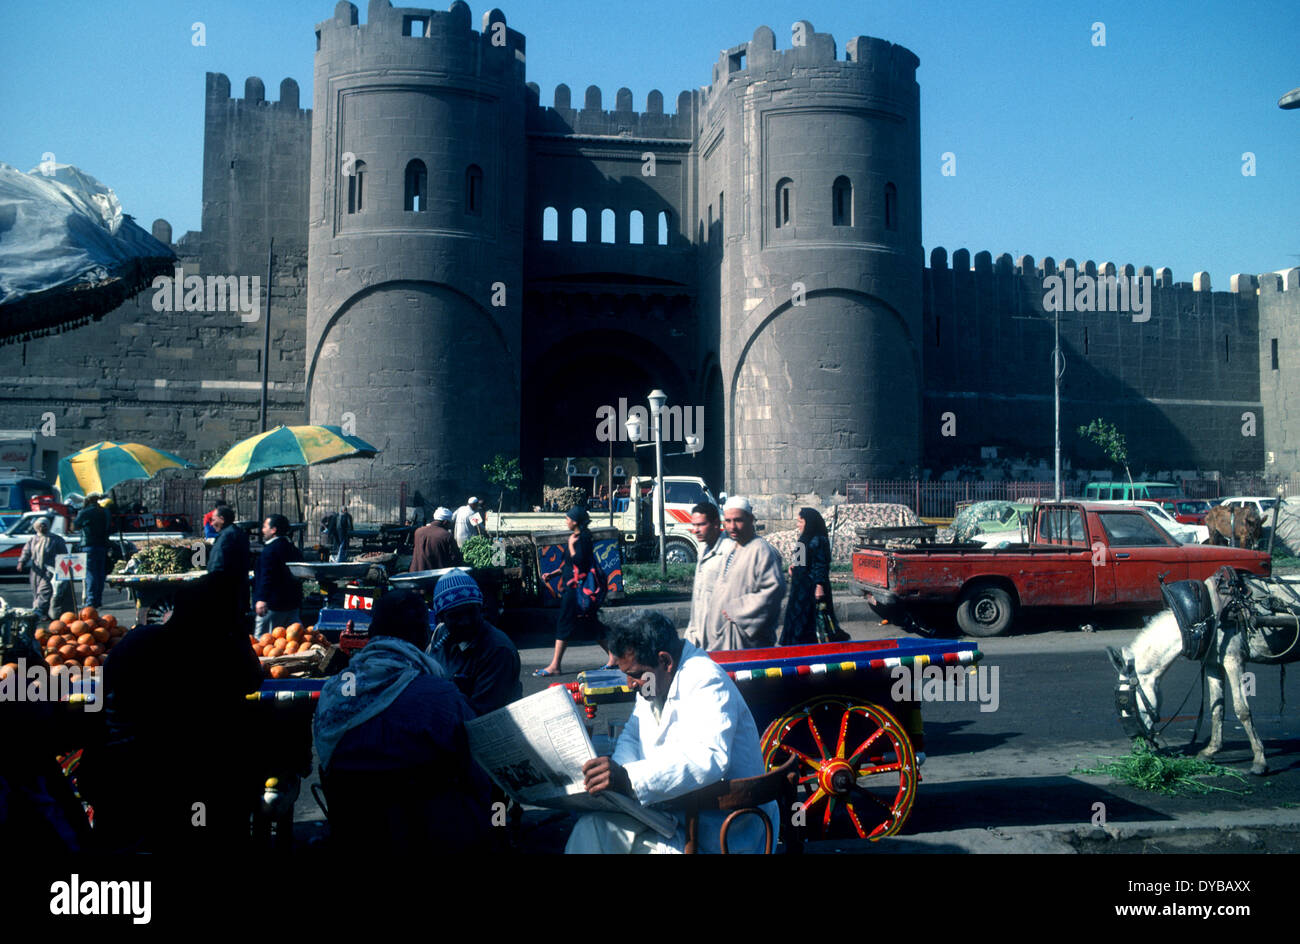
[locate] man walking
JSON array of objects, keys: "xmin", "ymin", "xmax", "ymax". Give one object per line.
[
  {"xmin": 700, "ymin": 497, "xmax": 786, "ymax": 650},
  {"xmin": 254, "ymin": 514, "xmax": 303, "ymax": 636},
  {"xmin": 73, "ymin": 493, "xmax": 111, "ymax": 609},
  {"xmin": 683, "ymin": 502, "xmax": 733, "ymax": 649},
  {"xmin": 410, "ymin": 507, "xmax": 462, "ymax": 572},
  {"xmin": 17, "ymin": 517, "xmax": 68, "ymax": 615},
  {"xmin": 207, "ymin": 505, "xmax": 251, "ymax": 616},
  {"xmin": 452, "ymin": 497, "xmax": 485, "ymax": 548},
  {"xmin": 330, "ymin": 503, "xmax": 354, "ymax": 562}
]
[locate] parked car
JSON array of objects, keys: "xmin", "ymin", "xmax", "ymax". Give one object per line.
[
  {"xmin": 1092, "ymin": 500, "xmax": 1208, "ymax": 544},
  {"xmin": 1215, "ymin": 496, "xmax": 1279, "ymax": 522},
  {"xmin": 1156, "ymin": 498, "xmax": 1212, "ymax": 525}
]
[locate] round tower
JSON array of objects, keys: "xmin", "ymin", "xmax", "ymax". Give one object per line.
[
  {"xmin": 306, "ymin": 1, "xmax": 527, "ymax": 502},
  {"xmin": 703, "ymin": 22, "xmax": 923, "ymax": 514}
]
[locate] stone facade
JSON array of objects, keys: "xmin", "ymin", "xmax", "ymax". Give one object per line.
[{"xmin": 0, "ymin": 1, "xmax": 1292, "ymax": 518}]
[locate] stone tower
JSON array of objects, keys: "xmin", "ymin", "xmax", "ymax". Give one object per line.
[
  {"xmin": 701, "ymin": 23, "xmax": 923, "ymax": 511},
  {"xmin": 306, "ymin": 0, "xmax": 527, "ymax": 500}
]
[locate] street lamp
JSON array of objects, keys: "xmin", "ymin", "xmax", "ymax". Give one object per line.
[{"xmin": 625, "ymin": 389, "xmax": 670, "ymax": 575}]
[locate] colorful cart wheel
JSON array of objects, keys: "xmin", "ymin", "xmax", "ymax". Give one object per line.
[{"xmin": 760, "ymin": 696, "xmax": 918, "ymax": 841}]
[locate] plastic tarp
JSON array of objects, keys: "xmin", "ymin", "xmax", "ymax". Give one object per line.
[{"xmin": 0, "ymin": 162, "xmax": 175, "ymax": 343}]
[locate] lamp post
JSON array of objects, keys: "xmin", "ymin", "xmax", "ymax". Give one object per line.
[{"xmin": 625, "ymin": 389, "xmax": 670, "ymax": 575}]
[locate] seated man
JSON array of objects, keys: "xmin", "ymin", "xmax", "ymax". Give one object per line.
[
  {"xmin": 428, "ymin": 569, "xmax": 521, "ymax": 716},
  {"xmin": 565, "ymin": 609, "xmax": 777, "ymax": 854},
  {"xmin": 313, "ymin": 589, "xmax": 488, "ymax": 853}
]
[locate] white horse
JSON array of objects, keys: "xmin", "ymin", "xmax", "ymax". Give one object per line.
[{"xmin": 1106, "ymin": 574, "xmax": 1299, "ymax": 776}]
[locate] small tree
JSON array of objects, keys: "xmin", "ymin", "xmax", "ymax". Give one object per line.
[
  {"xmin": 483, "ymin": 454, "xmax": 522, "ymax": 533},
  {"xmin": 1077, "ymin": 419, "xmax": 1133, "ymax": 487}
]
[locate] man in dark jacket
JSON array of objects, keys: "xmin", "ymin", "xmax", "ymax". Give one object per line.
[
  {"xmin": 428, "ymin": 569, "xmax": 521, "ymax": 717},
  {"xmin": 207, "ymin": 505, "xmax": 251, "ymax": 616},
  {"xmin": 73, "ymin": 493, "xmax": 111, "ymax": 608},
  {"xmin": 410, "ymin": 506, "xmax": 462, "ymax": 572},
  {"xmin": 254, "ymin": 514, "xmax": 303, "ymax": 636}
]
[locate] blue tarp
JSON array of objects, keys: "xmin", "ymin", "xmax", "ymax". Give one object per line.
[{"xmin": 0, "ymin": 162, "xmax": 175, "ymax": 342}]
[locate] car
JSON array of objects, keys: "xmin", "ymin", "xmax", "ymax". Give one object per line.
[
  {"xmin": 1093, "ymin": 500, "xmax": 1208, "ymax": 544},
  {"xmin": 1215, "ymin": 496, "xmax": 1280, "ymax": 524},
  {"xmin": 1156, "ymin": 498, "xmax": 1212, "ymax": 525}
]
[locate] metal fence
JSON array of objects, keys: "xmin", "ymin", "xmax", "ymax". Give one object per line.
[
  {"xmin": 121, "ymin": 477, "xmax": 410, "ymax": 544},
  {"xmin": 843, "ymin": 477, "xmax": 1298, "ymax": 519}
]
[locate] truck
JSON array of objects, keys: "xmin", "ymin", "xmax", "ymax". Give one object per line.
[
  {"xmin": 485, "ymin": 475, "xmax": 720, "ymax": 563},
  {"xmin": 851, "ymin": 500, "xmax": 1272, "ymax": 637},
  {"xmin": 0, "ymin": 505, "xmax": 192, "ymax": 569},
  {"xmin": 0, "ymin": 430, "xmax": 62, "ymax": 485}
]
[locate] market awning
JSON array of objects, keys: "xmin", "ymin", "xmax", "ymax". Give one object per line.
[{"xmin": 0, "ymin": 162, "xmax": 175, "ymax": 344}]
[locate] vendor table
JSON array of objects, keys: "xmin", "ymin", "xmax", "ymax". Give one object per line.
[{"xmin": 106, "ymin": 570, "xmax": 210, "ymax": 623}]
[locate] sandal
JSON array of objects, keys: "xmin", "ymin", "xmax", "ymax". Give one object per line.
[{"xmin": 532, "ymin": 668, "xmax": 559, "ymax": 678}]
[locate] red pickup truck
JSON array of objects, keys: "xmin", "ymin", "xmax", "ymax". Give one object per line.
[{"xmin": 852, "ymin": 501, "xmax": 1271, "ymax": 637}]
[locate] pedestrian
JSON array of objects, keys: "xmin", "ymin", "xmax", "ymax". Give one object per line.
[
  {"xmin": 17, "ymin": 516, "xmax": 67, "ymax": 615},
  {"xmin": 331, "ymin": 502, "xmax": 353, "ymax": 562},
  {"xmin": 780, "ymin": 507, "xmax": 848, "ymax": 645},
  {"xmin": 408, "ymin": 491, "xmax": 428, "ymax": 530},
  {"xmin": 410, "ymin": 506, "xmax": 462, "ymax": 572},
  {"xmin": 254, "ymin": 514, "xmax": 303, "ymax": 637},
  {"xmin": 203, "ymin": 500, "xmax": 223, "ymax": 538},
  {"xmin": 428, "ymin": 569, "xmax": 521, "ymax": 716},
  {"xmin": 207, "ymin": 504, "xmax": 251, "ymax": 616},
  {"xmin": 682, "ymin": 501, "xmax": 733, "ymax": 648},
  {"xmin": 452, "ymin": 497, "xmax": 485, "ymax": 548},
  {"xmin": 535, "ymin": 506, "xmax": 608, "ymax": 676},
  {"xmin": 700, "ymin": 497, "xmax": 786, "ymax": 650},
  {"xmin": 73, "ymin": 493, "xmax": 110, "ymax": 609}
]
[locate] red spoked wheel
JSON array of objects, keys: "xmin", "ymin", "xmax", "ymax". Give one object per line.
[{"xmin": 760, "ymin": 696, "xmax": 918, "ymax": 841}]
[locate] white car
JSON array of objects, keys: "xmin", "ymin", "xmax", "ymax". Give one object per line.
[
  {"xmin": 1093, "ymin": 500, "xmax": 1208, "ymax": 544},
  {"xmin": 1215, "ymin": 496, "xmax": 1280, "ymax": 523}
]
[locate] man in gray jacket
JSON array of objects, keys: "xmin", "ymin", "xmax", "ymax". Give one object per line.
[
  {"xmin": 17, "ymin": 517, "xmax": 68, "ymax": 615},
  {"xmin": 683, "ymin": 502, "xmax": 733, "ymax": 649}
]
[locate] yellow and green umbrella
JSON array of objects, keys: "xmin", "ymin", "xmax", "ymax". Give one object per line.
[
  {"xmin": 55, "ymin": 441, "xmax": 194, "ymax": 498},
  {"xmin": 203, "ymin": 425, "xmax": 379, "ymax": 486}
]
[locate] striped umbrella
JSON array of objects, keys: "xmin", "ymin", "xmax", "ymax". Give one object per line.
[
  {"xmin": 55, "ymin": 441, "xmax": 194, "ymax": 498},
  {"xmin": 203, "ymin": 425, "xmax": 379, "ymax": 486}
]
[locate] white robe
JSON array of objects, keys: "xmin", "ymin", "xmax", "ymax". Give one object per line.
[
  {"xmin": 565, "ymin": 641, "xmax": 778, "ymax": 854},
  {"xmin": 700, "ymin": 536, "xmax": 786, "ymax": 650},
  {"xmin": 683, "ymin": 534, "xmax": 734, "ymax": 648}
]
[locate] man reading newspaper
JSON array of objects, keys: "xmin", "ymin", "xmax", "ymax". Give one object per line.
[{"xmin": 565, "ymin": 610, "xmax": 776, "ymax": 854}]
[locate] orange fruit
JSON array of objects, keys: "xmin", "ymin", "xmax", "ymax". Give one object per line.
[
  {"xmin": 79, "ymin": 607, "xmax": 98, "ymax": 623},
  {"xmin": 77, "ymin": 633, "xmax": 94, "ymax": 647},
  {"xmin": 34, "ymin": 629, "xmax": 49, "ymax": 645},
  {"xmin": 83, "ymin": 656, "xmax": 99, "ymax": 668},
  {"xmin": 68, "ymin": 620, "xmax": 86, "ymax": 637},
  {"xmin": 58, "ymin": 644, "xmax": 77, "ymax": 658},
  {"xmin": 285, "ymin": 627, "xmax": 302, "ymax": 642},
  {"xmin": 284, "ymin": 641, "xmax": 299, "ymax": 655},
  {"xmin": 89, "ymin": 644, "xmax": 105, "ymax": 657},
  {"xmin": 259, "ymin": 633, "xmax": 274, "ymax": 647},
  {"xmin": 45, "ymin": 653, "xmax": 63, "ymax": 666},
  {"xmin": 287, "ymin": 622, "xmax": 303, "ymax": 635},
  {"xmin": 101, "ymin": 614, "xmax": 117, "ymax": 630},
  {"xmin": 269, "ymin": 665, "xmax": 287, "ymax": 679},
  {"xmin": 75, "ymin": 644, "xmax": 92, "ymax": 657},
  {"xmin": 59, "ymin": 612, "xmax": 76, "ymax": 625},
  {"xmin": 307, "ymin": 625, "xmax": 315, "ymax": 634},
  {"xmin": 47, "ymin": 635, "xmax": 65, "ymax": 650},
  {"xmin": 51, "ymin": 663, "xmax": 69, "ymax": 679},
  {"xmin": 252, "ymin": 645, "xmax": 264, "ymax": 657},
  {"xmin": 272, "ymin": 626, "xmax": 287, "ymax": 639},
  {"xmin": 92, "ymin": 627, "xmax": 110, "ymax": 644}
]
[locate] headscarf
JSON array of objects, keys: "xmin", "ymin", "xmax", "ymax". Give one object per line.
[
  {"xmin": 797, "ymin": 507, "xmax": 829, "ymax": 543},
  {"xmin": 723, "ymin": 496, "xmax": 752, "ymax": 515},
  {"xmin": 433, "ymin": 569, "xmax": 483, "ymax": 616},
  {"xmin": 566, "ymin": 506, "xmax": 591, "ymax": 528},
  {"xmin": 433, "ymin": 506, "xmax": 453, "ymax": 524}
]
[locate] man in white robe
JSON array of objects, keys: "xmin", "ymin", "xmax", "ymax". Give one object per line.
[
  {"xmin": 565, "ymin": 610, "xmax": 777, "ymax": 854},
  {"xmin": 699, "ymin": 497, "xmax": 786, "ymax": 650},
  {"xmin": 683, "ymin": 502, "xmax": 733, "ymax": 649}
]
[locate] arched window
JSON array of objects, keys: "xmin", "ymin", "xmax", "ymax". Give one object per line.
[
  {"xmin": 775, "ymin": 178, "xmax": 793, "ymax": 228},
  {"xmin": 601, "ymin": 208, "xmax": 616, "ymax": 243},
  {"xmin": 542, "ymin": 206, "xmax": 558, "ymax": 241},
  {"xmin": 832, "ymin": 176, "xmax": 852, "ymax": 226},
  {"xmin": 466, "ymin": 165, "xmax": 483, "ymax": 215},
  {"xmin": 657, "ymin": 210, "xmax": 669, "ymax": 246},
  {"xmin": 572, "ymin": 208, "xmax": 587, "ymax": 242},
  {"xmin": 404, "ymin": 159, "xmax": 427, "ymax": 212},
  {"xmin": 347, "ymin": 160, "xmax": 366, "ymax": 214},
  {"xmin": 629, "ymin": 210, "xmax": 644, "ymax": 245},
  {"xmin": 884, "ymin": 182, "xmax": 898, "ymax": 231}
]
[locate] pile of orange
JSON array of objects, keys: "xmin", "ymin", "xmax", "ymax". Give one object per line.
[
  {"xmin": 250, "ymin": 623, "xmax": 326, "ymax": 678},
  {"xmin": 31, "ymin": 607, "xmax": 125, "ymax": 684}
]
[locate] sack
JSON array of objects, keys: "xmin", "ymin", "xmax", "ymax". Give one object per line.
[
  {"xmin": 577, "ymin": 563, "xmax": 607, "ymax": 613},
  {"xmin": 49, "ymin": 579, "xmax": 77, "ymax": 621}
]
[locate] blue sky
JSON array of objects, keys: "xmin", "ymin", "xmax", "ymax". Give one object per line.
[{"xmin": 2, "ymin": 0, "xmax": 1297, "ymax": 285}]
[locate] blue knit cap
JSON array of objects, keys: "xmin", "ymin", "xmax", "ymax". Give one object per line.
[{"xmin": 432, "ymin": 569, "xmax": 483, "ymax": 615}]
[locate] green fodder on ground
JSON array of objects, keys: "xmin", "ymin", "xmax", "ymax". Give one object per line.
[{"xmin": 1074, "ymin": 741, "xmax": 1252, "ymax": 796}]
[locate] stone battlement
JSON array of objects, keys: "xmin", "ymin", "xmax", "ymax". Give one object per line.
[
  {"xmin": 706, "ymin": 22, "xmax": 920, "ymax": 97},
  {"xmin": 527, "ymin": 84, "xmax": 694, "ymax": 140},
  {"xmin": 926, "ymin": 247, "xmax": 1298, "ymax": 296},
  {"xmin": 206, "ymin": 73, "xmax": 306, "ymax": 112},
  {"xmin": 316, "ymin": 0, "xmax": 525, "ymax": 59}
]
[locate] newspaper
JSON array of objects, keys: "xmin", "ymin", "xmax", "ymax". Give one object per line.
[{"xmin": 466, "ymin": 685, "xmax": 677, "ymax": 839}]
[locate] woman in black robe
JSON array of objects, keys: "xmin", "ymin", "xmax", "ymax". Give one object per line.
[{"xmin": 780, "ymin": 508, "xmax": 846, "ymax": 645}]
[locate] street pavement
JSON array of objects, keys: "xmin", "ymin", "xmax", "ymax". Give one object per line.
[{"xmin": 12, "ymin": 575, "xmax": 1299, "ymax": 854}]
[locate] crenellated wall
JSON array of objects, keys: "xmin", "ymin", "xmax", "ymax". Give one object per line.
[
  {"xmin": 922, "ymin": 248, "xmax": 1268, "ymax": 474},
  {"xmin": 1257, "ymin": 268, "xmax": 1300, "ymax": 477}
]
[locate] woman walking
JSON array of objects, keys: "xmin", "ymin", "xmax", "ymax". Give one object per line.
[
  {"xmin": 535, "ymin": 507, "xmax": 608, "ymax": 676},
  {"xmin": 780, "ymin": 507, "xmax": 846, "ymax": 645}
]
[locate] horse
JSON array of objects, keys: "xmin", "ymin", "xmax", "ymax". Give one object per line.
[
  {"xmin": 1205, "ymin": 504, "xmax": 1262, "ymax": 549},
  {"xmin": 1106, "ymin": 569, "xmax": 1300, "ymax": 776}
]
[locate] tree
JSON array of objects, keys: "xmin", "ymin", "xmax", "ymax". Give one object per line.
[
  {"xmin": 483, "ymin": 454, "xmax": 522, "ymax": 534},
  {"xmin": 1077, "ymin": 419, "xmax": 1133, "ymax": 487}
]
